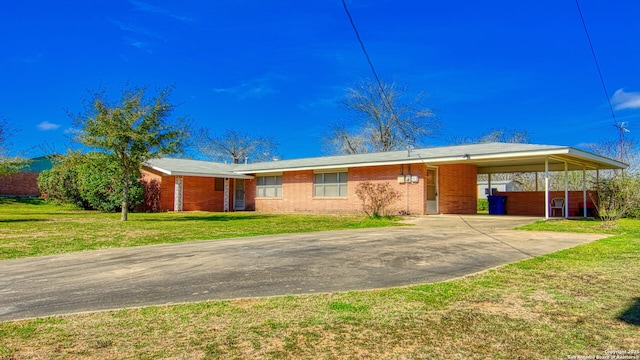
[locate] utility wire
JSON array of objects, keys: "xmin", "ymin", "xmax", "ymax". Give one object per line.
[
  {"xmin": 341, "ymin": 0, "xmax": 411, "ymax": 144},
  {"xmin": 575, "ymin": 0, "xmax": 629, "ymax": 162},
  {"xmin": 575, "ymin": 0, "xmax": 617, "ymax": 124}
]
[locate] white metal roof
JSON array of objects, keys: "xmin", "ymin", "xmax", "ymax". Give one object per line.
[
  {"xmin": 235, "ymin": 143, "xmax": 627, "ymax": 174},
  {"xmin": 143, "ymin": 158, "xmax": 253, "ymax": 179},
  {"xmin": 144, "ymin": 143, "xmax": 627, "ymax": 177}
]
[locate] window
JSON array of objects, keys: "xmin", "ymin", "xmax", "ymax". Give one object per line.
[
  {"xmin": 314, "ymin": 172, "xmax": 347, "ymax": 197},
  {"xmin": 215, "ymin": 178, "xmax": 224, "ymax": 191},
  {"xmin": 257, "ymin": 175, "xmax": 282, "ymax": 198}
]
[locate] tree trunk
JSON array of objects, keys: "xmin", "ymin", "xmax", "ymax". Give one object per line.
[{"xmin": 121, "ymin": 174, "xmax": 130, "ymax": 221}]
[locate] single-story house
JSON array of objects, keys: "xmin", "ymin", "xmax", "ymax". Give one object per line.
[
  {"xmin": 141, "ymin": 142, "xmax": 627, "ymax": 219},
  {"xmin": 0, "ymin": 156, "xmax": 53, "ymax": 197}
]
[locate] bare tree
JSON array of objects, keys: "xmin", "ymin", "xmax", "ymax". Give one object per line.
[
  {"xmin": 451, "ymin": 128, "xmax": 530, "ymax": 145},
  {"xmin": 0, "ymin": 117, "xmax": 28, "ymax": 177},
  {"xmin": 325, "ymin": 79, "xmax": 438, "ymax": 154},
  {"xmin": 324, "ymin": 121, "xmax": 368, "ymax": 155},
  {"xmin": 450, "ymin": 128, "xmax": 532, "ymax": 187},
  {"xmin": 197, "ymin": 128, "xmax": 279, "ymax": 164},
  {"xmin": 587, "ymin": 137, "xmax": 638, "ymax": 173}
]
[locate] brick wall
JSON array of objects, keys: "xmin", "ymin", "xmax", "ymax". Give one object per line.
[
  {"xmin": 253, "ymin": 164, "xmax": 427, "ymax": 215},
  {"xmin": 498, "ymin": 190, "xmax": 596, "ymax": 216},
  {"xmin": 438, "ymin": 164, "xmax": 478, "ymax": 214},
  {"xmin": 182, "ymin": 176, "xmax": 225, "ymax": 211},
  {"xmin": 0, "ymin": 172, "xmax": 40, "ymax": 196},
  {"xmin": 140, "ymin": 168, "xmax": 234, "ymax": 212},
  {"xmin": 243, "ymin": 179, "xmax": 256, "ymax": 211}
]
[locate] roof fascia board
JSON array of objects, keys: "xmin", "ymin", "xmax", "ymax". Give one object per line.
[
  {"xmin": 236, "ymin": 159, "xmax": 429, "ymax": 174},
  {"xmin": 233, "ymin": 147, "xmax": 624, "ymax": 175},
  {"xmin": 566, "ymin": 148, "xmax": 628, "ymax": 169},
  {"xmin": 145, "ymin": 164, "xmax": 173, "ymax": 175},
  {"xmin": 477, "ymin": 163, "xmax": 589, "ymax": 174},
  {"xmin": 235, "ymin": 148, "xmax": 575, "ymax": 174},
  {"xmin": 170, "ymin": 172, "xmax": 254, "ymax": 179}
]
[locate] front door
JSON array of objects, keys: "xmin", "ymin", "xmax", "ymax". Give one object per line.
[
  {"xmin": 234, "ymin": 179, "xmax": 245, "ymax": 210},
  {"xmin": 426, "ymin": 168, "xmax": 438, "ymax": 214}
]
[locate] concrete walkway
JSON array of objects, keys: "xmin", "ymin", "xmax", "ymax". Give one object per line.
[{"xmin": 0, "ymin": 215, "xmax": 606, "ymax": 322}]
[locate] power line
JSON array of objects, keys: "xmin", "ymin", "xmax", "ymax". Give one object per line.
[
  {"xmin": 575, "ymin": 0, "xmax": 617, "ymax": 124},
  {"xmin": 575, "ymin": 0, "xmax": 630, "ymax": 162},
  {"xmin": 340, "ymin": 0, "xmax": 410, "ymax": 143}
]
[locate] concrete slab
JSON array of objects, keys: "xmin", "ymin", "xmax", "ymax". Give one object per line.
[{"xmin": 0, "ymin": 215, "xmax": 607, "ymax": 322}]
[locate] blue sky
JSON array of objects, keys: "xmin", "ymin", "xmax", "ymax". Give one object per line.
[{"xmin": 2, "ymin": 0, "xmax": 640, "ymax": 160}]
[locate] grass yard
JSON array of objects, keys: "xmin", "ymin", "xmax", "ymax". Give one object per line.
[
  {"xmin": 0, "ymin": 198, "xmax": 400, "ymax": 260},
  {"xmin": 0, "ymin": 209, "xmax": 638, "ymax": 359}
]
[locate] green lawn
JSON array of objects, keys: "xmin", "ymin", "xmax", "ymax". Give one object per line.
[
  {"xmin": 0, "ymin": 198, "xmax": 400, "ymax": 260},
  {"xmin": 1, "ymin": 200, "xmax": 639, "ymax": 359}
]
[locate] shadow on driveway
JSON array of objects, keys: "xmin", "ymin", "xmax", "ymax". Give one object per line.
[{"xmin": 0, "ymin": 215, "xmax": 607, "ymax": 322}]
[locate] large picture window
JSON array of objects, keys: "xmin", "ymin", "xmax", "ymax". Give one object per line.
[
  {"xmin": 314, "ymin": 172, "xmax": 348, "ymax": 197},
  {"xmin": 257, "ymin": 175, "xmax": 282, "ymax": 198}
]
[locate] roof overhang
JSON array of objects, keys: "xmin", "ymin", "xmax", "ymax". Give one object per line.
[
  {"xmin": 236, "ymin": 147, "xmax": 627, "ymax": 175},
  {"xmin": 144, "ymin": 164, "xmax": 254, "ymax": 179},
  {"xmin": 471, "ymin": 148, "xmax": 627, "ymax": 174}
]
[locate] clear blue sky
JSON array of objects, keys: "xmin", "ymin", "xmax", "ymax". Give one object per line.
[{"xmin": 2, "ymin": 1, "xmax": 639, "ymax": 160}]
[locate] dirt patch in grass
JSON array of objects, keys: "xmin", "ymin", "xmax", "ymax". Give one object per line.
[
  {"xmin": 464, "ymin": 295, "xmax": 541, "ymax": 321},
  {"xmin": 1, "ymin": 211, "xmax": 639, "ymax": 358}
]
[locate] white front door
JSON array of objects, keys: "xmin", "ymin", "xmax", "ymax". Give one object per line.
[
  {"xmin": 234, "ymin": 179, "xmax": 245, "ymax": 210},
  {"xmin": 426, "ymin": 168, "xmax": 438, "ymax": 214}
]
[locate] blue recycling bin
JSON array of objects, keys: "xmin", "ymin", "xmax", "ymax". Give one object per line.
[{"xmin": 487, "ymin": 195, "xmax": 507, "ymax": 215}]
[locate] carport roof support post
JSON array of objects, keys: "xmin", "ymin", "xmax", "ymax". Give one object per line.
[{"xmin": 545, "ymin": 157, "xmax": 549, "ymax": 219}]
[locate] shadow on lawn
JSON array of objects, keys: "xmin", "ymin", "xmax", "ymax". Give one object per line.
[
  {"xmin": 0, "ymin": 218, "xmax": 47, "ymax": 223},
  {"xmin": 0, "ymin": 197, "xmax": 45, "ymax": 205},
  {"xmin": 619, "ymin": 297, "xmax": 640, "ymax": 326},
  {"xmin": 140, "ymin": 214, "xmax": 275, "ymax": 222}
]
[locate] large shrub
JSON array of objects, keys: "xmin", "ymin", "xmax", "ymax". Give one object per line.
[
  {"xmin": 591, "ymin": 173, "xmax": 640, "ymax": 226},
  {"xmin": 76, "ymin": 154, "xmax": 144, "ymax": 212},
  {"xmin": 38, "ymin": 158, "xmax": 86, "ymax": 208},
  {"xmin": 38, "ymin": 153, "xmax": 143, "ymax": 212}
]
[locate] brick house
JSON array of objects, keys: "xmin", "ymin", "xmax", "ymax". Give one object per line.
[
  {"xmin": 141, "ymin": 143, "xmax": 626, "ymax": 218},
  {"xmin": 0, "ymin": 156, "xmax": 53, "ymax": 197}
]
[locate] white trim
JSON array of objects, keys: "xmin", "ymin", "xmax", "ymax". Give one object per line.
[
  {"xmin": 169, "ymin": 171, "xmax": 253, "ymax": 179},
  {"xmin": 583, "ymin": 166, "xmax": 587, "ymax": 218},
  {"xmin": 174, "ymin": 177, "xmax": 183, "ymax": 212},
  {"xmin": 564, "ymin": 161, "xmax": 569, "ymax": 219},
  {"xmin": 223, "ymin": 178, "xmax": 230, "ymax": 212},
  {"xmin": 143, "ymin": 164, "xmax": 253, "ymax": 179},
  {"xmin": 567, "ymin": 148, "xmax": 628, "ymax": 169},
  {"xmin": 238, "ymin": 147, "xmax": 626, "ymax": 175},
  {"xmin": 544, "ymin": 157, "xmax": 549, "ymax": 219}
]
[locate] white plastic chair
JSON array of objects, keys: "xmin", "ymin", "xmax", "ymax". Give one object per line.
[{"xmin": 550, "ymin": 197, "xmax": 565, "ymax": 217}]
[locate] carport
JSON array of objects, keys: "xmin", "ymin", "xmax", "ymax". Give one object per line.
[{"xmin": 469, "ymin": 146, "xmax": 627, "ymax": 218}]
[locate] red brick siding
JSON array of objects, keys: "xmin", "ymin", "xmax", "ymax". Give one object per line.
[
  {"xmin": 253, "ymin": 165, "xmax": 427, "ymax": 215},
  {"xmin": 140, "ymin": 168, "xmax": 233, "ymax": 212},
  {"xmin": 181, "ymin": 176, "xmax": 224, "ymax": 211},
  {"xmin": 438, "ymin": 164, "xmax": 478, "ymax": 214},
  {"xmin": 498, "ymin": 190, "xmax": 596, "ymax": 216},
  {"xmin": 0, "ymin": 172, "xmax": 40, "ymax": 196},
  {"xmin": 139, "ymin": 169, "xmax": 163, "ymax": 211},
  {"xmin": 243, "ymin": 179, "xmax": 256, "ymax": 210}
]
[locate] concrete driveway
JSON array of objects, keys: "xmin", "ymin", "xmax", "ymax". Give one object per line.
[{"xmin": 0, "ymin": 215, "xmax": 607, "ymax": 322}]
